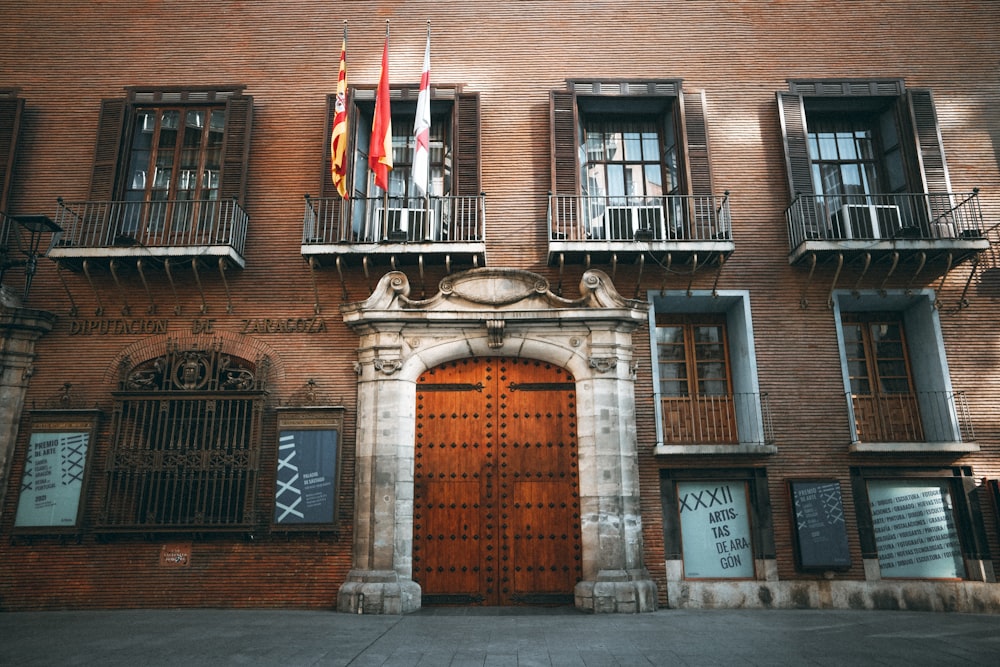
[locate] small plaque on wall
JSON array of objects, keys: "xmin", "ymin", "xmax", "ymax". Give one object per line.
[{"xmin": 789, "ymin": 480, "xmax": 851, "ymax": 570}]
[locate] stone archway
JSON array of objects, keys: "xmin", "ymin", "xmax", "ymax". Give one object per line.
[{"xmin": 336, "ymin": 268, "xmax": 657, "ymax": 614}]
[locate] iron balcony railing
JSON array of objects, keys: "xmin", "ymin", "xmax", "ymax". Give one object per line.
[
  {"xmin": 660, "ymin": 392, "xmax": 773, "ymax": 446},
  {"xmin": 302, "ymin": 195, "xmax": 485, "ymax": 245},
  {"xmin": 786, "ymin": 191, "xmax": 984, "ymax": 249},
  {"xmin": 847, "ymin": 390, "xmax": 974, "ymax": 444},
  {"xmin": 53, "ymin": 197, "xmax": 249, "ymax": 255},
  {"xmin": 549, "ymin": 194, "xmax": 731, "ymax": 243}
]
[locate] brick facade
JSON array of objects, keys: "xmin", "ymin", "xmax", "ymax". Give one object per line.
[{"xmin": 1, "ymin": 1, "xmax": 998, "ymax": 612}]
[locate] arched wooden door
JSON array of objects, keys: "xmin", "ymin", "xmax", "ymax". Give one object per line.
[{"xmin": 414, "ymin": 357, "xmax": 582, "ymax": 606}]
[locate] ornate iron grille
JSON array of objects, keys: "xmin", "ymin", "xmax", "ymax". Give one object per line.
[{"xmin": 99, "ymin": 342, "xmax": 268, "ymax": 531}]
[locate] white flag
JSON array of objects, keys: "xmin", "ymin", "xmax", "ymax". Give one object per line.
[{"xmin": 412, "ymin": 31, "xmax": 431, "ymax": 196}]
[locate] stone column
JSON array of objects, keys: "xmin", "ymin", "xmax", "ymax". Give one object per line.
[
  {"xmin": 573, "ymin": 330, "xmax": 658, "ymax": 613},
  {"xmin": 0, "ymin": 287, "xmax": 57, "ymax": 513},
  {"xmin": 336, "ymin": 330, "xmax": 421, "ymax": 614}
]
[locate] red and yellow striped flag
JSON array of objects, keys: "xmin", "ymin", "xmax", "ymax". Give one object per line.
[{"xmin": 330, "ymin": 34, "xmax": 349, "ymax": 199}]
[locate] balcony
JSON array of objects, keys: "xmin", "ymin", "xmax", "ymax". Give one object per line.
[
  {"xmin": 301, "ymin": 195, "xmax": 487, "ymax": 272},
  {"xmin": 548, "ymin": 194, "xmax": 734, "ymax": 268},
  {"xmin": 656, "ymin": 392, "xmax": 775, "ymax": 455},
  {"xmin": 786, "ymin": 191, "xmax": 989, "ymax": 267},
  {"xmin": 846, "ymin": 390, "xmax": 977, "ymax": 453},
  {"xmin": 49, "ymin": 198, "xmax": 248, "ymax": 271}
]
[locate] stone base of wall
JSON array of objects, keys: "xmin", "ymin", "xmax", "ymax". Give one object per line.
[
  {"xmin": 337, "ymin": 570, "xmax": 421, "ymax": 615},
  {"xmin": 575, "ymin": 569, "xmax": 659, "ymax": 613},
  {"xmin": 664, "ymin": 560, "xmax": 1000, "ymax": 613}
]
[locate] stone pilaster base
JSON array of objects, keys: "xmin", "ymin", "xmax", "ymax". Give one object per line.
[
  {"xmin": 575, "ymin": 569, "xmax": 658, "ymax": 613},
  {"xmin": 336, "ymin": 569, "xmax": 422, "ymax": 615}
]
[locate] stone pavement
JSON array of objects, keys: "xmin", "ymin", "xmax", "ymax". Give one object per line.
[{"xmin": 1, "ymin": 606, "xmax": 999, "ymax": 666}]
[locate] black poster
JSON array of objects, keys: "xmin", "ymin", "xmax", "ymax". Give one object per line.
[
  {"xmin": 274, "ymin": 429, "xmax": 338, "ymax": 525},
  {"xmin": 790, "ymin": 480, "xmax": 851, "ymax": 570}
]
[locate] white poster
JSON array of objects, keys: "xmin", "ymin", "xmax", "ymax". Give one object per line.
[
  {"xmin": 15, "ymin": 432, "xmax": 89, "ymax": 527},
  {"xmin": 677, "ymin": 480, "xmax": 754, "ymax": 578},
  {"xmin": 867, "ymin": 479, "xmax": 964, "ymax": 579}
]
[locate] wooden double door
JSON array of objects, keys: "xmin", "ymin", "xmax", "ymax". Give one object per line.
[{"xmin": 414, "ymin": 357, "xmax": 582, "ymax": 606}]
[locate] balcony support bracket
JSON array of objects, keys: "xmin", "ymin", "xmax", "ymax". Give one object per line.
[
  {"xmin": 933, "ymin": 252, "xmax": 953, "ymax": 309},
  {"xmin": 109, "ymin": 259, "xmax": 131, "ymax": 316},
  {"xmin": 800, "ymin": 252, "xmax": 817, "ymax": 308},
  {"xmin": 958, "ymin": 254, "xmax": 978, "ymax": 310},
  {"xmin": 905, "ymin": 252, "xmax": 927, "ymax": 295},
  {"xmin": 686, "ymin": 253, "xmax": 699, "ymax": 297},
  {"xmin": 218, "ymin": 257, "xmax": 234, "ymax": 314},
  {"xmin": 333, "ymin": 256, "xmax": 348, "ymax": 303},
  {"xmin": 164, "ymin": 258, "xmax": 182, "ymax": 315},
  {"xmin": 191, "ymin": 258, "xmax": 208, "ymax": 314},
  {"xmin": 81, "ymin": 260, "xmax": 105, "ymax": 316},
  {"xmin": 55, "ymin": 262, "xmax": 79, "ymax": 317},
  {"xmin": 878, "ymin": 252, "xmax": 900, "ymax": 296},
  {"xmin": 555, "ymin": 253, "xmax": 564, "ymax": 296},
  {"xmin": 659, "ymin": 253, "xmax": 673, "ymax": 297},
  {"xmin": 851, "ymin": 252, "xmax": 872, "ymax": 296},
  {"xmin": 136, "ymin": 259, "xmax": 156, "ymax": 314},
  {"xmin": 711, "ymin": 254, "xmax": 726, "ymax": 297},
  {"xmin": 633, "ymin": 254, "xmax": 645, "ymax": 298},
  {"xmin": 826, "ymin": 253, "xmax": 844, "ymax": 309}
]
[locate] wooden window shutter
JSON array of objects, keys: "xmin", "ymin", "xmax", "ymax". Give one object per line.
[
  {"xmin": 88, "ymin": 98, "xmax": 129, "ymax": 201},
  {"xmin": 220, "ymin": 95, "xmax": 253, "ymax": 204},
  {"xmin": 0, "ymin": 96, "xmax": 24, "ymax": 214},
  {"xmin": 680, "ymin": 90, "xmax": 713, "ymax": 196},
  {"xmin": 549, "ymin": 90, "xmax": 577, "ymax": 197},
  {"xmin": 776, "ymin": 92, "xmax": 814, "ymax": 200},
  {"xmin": 905, "ymin": 89, "xmax": 952, "ymax": 195},
  {"xmin": 454, "ymin": 92, "xmax": 481, "ymax": 197}
]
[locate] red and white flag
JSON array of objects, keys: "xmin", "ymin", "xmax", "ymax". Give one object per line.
[
  {"xmin": 412, "ymin": 28, "xmax": 431, "ymax": 196},
  {"xmin": 330, "ymin": 31, "xmax": 349, "ymax": 199},
  {"xmin": 369, "ymin": 29, "xmax": 393, "ymax": 191}
]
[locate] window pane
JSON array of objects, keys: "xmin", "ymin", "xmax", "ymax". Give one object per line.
[
  {"xmin": 867, "ymin": 479, "xmax": 963, "ymax": 579},
  {"xmin": 677, "ymin": 481, "xmax": 754, "ymax": 578},
  {"xmin": 817, "ymin": 132, "xmax": 838, "ymax": 160}
]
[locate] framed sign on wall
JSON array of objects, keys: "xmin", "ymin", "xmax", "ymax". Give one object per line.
[
  {"xmin": 272, "ymin": 407, "xmax": 344, "ymax": 530},
  {"xmin": 788, "ymin": 479, "xmax": 852, "ymax": 571},
  {"xmin": 13, "ymin": 410, "xmax": 100, "ymax": 533}
]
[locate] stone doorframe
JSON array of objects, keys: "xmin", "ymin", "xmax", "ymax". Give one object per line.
[{"xmin": 336, "ymin": 267, "xmax": 657, "ymax": 614}]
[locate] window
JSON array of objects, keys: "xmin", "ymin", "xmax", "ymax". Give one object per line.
[
  {"xmin": 84, "ymin": 87, "xmax": 252, "ymax": 246},
  {"xmin": 851, "ymin": 467, "xmax": 992, "ymax": 581},
  {"xmin": 832, "ymin": 290, "xmax": 974, "ymax": 450},
  {"xmin": 122, "ymin": 107, "xmax": 225, "ymax": 235},
  {"xmin": 99, "ymin": 344, "xmax": 268, "ymax": 531},
  {"xmin": 655, "ymin": 315, "xmax": 737, "ymax": 443},
  {"xmin": 649, "ymin": 290, "xmax": 771, "ymax": 452},
  {"xmin": 660, "ymin": 468, "xmax": 774, "ymax": 580},
  {"xmin": 551, "ymin": 81, "xmax": 723, "ymax": 241},
  {"xmin": 321, "ymin": 87, "xmax": 481, "ymax": 243},
  {"xmin": 778, "ymin": 79, "xmax": 956, "ymax": 241},
  {"xmin": 841, "ymin": 312, "xmax": 922, "ymax": 442}
]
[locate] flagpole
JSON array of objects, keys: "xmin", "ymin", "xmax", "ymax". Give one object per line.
[
  {"xmin": 423, "ymin": 21, "xmax": 431, "ymax": 240},
  {"xmin": 382, "ymin": 21, "xmax": 390, "ymax": 239}
]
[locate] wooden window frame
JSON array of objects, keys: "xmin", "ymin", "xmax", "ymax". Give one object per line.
[{"xmin": 655, "ymin": 314, "xmax": 738, "ymax": 444}]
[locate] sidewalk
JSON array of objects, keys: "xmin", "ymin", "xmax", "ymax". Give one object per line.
[{"xmin": 2, "ymin": 606, "xmax": 999, "ymax": 666}]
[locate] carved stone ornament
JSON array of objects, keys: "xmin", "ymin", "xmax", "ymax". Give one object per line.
[
  {"xmin": 486, "ymin": 319, "xmax": 505, "ymax": 348},
  {"xmin": 373, "ymin": 358, "xmax": 402, "ymax": 374},
  {"xmin": 589, "ymin": 357, "xmax": 619, "ymax": 373}
]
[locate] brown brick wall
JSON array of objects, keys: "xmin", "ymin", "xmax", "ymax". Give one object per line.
[{"xmin": 1, "ymin": 1, "xmax": 999, "ymax": 609}]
